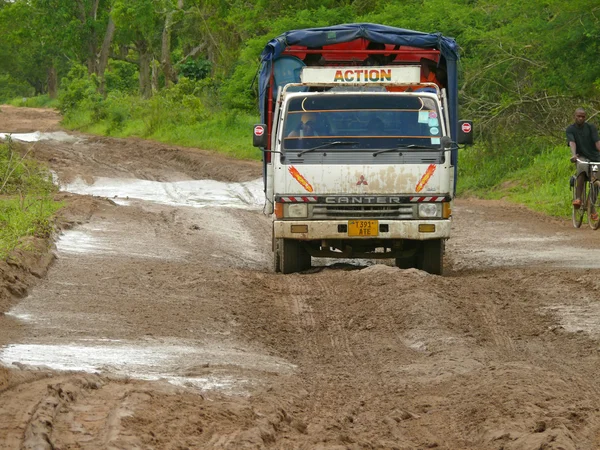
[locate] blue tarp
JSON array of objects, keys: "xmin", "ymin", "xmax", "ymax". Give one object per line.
[{"xmin": 258, "ymin": 23, "xmax": 460, "ymax": 140}]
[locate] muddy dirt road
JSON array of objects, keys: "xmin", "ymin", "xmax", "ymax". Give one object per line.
[{"xmin": 2, "ymin": 105, "xmax": 600, "ymax": 449}]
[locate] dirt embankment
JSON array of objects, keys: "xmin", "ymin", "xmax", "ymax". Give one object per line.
[{"xmin": 1, "ymin": 106, "xmax": 600, "ymax": 450}]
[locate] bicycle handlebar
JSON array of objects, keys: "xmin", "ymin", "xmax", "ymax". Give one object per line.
[{"xmin": 575, "ymin": 158, "xmax": 600, "ymax": 165}]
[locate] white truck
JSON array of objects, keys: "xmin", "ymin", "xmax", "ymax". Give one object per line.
[{"xmin": 253, "ymin": 24, "xmax": 473, "ymax": 274}]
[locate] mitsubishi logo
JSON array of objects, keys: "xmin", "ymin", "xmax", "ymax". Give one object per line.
[{"xmin": 356, "ymin": 175, "xmax": 368, "ymax": 186}]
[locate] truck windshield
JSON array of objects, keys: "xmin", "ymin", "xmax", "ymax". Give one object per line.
[{"xmin": 282, "ymin": 94, "xmax": 443, "ymax": 151}]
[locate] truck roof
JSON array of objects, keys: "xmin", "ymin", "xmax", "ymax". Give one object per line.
[{"xmin": 258, "ymin": 23, "xmax": 460, "ymax": 141}]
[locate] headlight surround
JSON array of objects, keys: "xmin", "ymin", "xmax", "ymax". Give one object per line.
[
  {"xmin": 418, "ymin": 203, "xmax": 441, "ymax": 218},
  {"xmin": 285, "ymin": 203, "xmax": 308, "ymax": 218}
]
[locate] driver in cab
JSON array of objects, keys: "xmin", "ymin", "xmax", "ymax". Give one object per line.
[{"xmin": 288, "ymin": 113, "xmax": 319, "ymax": 138}]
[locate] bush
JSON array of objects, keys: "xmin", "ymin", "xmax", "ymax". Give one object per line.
[
  {"xmin": 0, "ymin": 139, "xmax": 56, "ymax": 195},
  {"xmin": 0, "ymin": 139, "xmax": 61, "ymax": 257},
  {"xmin": 58, "ymin": 64, "xmax": 102, "ymax": 115},
  {"xmin": 104, "ymin": 59, "xmax": 138, "ymax": 94},
  {"xmin": 176, "ymin": 58, "xmax": 211, "ymax": 81},
  {"xmin": 0, "ymin": 74, "xmax": 34, "ymax": 103}
]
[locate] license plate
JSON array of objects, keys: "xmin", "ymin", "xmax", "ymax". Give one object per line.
[{"xmin": 348, "ymin": 220, "xmax": 379, "ymax": 236}]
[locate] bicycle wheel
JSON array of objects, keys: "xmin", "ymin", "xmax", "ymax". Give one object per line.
[
  {"xmin": 589, "ymin": 181, "xmax": 600, "ymax": 229},
  {"xmin": 572, "ymin": 175, "xmax": 585, "ymax": 228}
]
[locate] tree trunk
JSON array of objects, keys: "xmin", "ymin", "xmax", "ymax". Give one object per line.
[
  {"xmin": 47, "ymin": 66, "xmax": 58, "ymax": 99},
  {"xmin": 152, "ymin": 59, "xmax": 160, "ymax": 93},
  {"xmin": 161, "ymin": 11, "xmax": 176, "ymax": 88},
  {"xmin": 138, "ymin": 41, "xmax": 152, "ymax": 99},
  {"xmin": 98, "ymin": 15, "xmax": 116, "ymax": 95}
]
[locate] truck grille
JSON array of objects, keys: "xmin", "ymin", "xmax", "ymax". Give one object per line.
[{"xmin": 311, "ymin": 204, "xmax": 416, "ymax": 220}]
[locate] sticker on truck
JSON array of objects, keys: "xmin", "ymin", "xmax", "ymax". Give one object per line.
[
  {"xmin": 288, "ymin": 165, "xmax": 314, "ymax": 192},
  {"xmin": 415, "ymin": 164, "xmax": 437, "ymax": 193}
]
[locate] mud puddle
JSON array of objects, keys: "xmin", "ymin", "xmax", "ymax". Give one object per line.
[
  {"xmin": 544, "ymin": 302, "xmax": 600, "ymax": 337},
  {"xmin": 56, "ymin": 223, "xmax": 189, "ymax": 260},
  {"xmin": 1, "ymin": 209, "xmax": 283, "ymax": 393},
  {"xmin": 0, "ymin": 338, "xmax": 294, "ymax": 393},
  {"xmin": 449, "ymin": 204, "xmax": 600, "ymax": 269},
  {"xmin": 0, "ymin": 129, "xmax": 276, "ymax": 392},
  {"xmin": 0, "ymin": 131, "xmax": 80, "ymax": 142},
  {"xmin": 61, "ymin": 176, "xmax": 264, "ymax": 210}
]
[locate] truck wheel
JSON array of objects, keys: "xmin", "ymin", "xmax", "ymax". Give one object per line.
[
  {"xmin": 278, "ymin": 239, "xmax": 311, "ymax": 274},
  {"xmin": 273, "ymin": 240, "xmax": 282, "ymax": 273},
  {"xmin": 395, "ymin": 256, "xmax": 415, "ymax": 269},
  {"xmin": 395, "ymin": 240, "xmax": 417, "ymax": 269},
  {"xmin": 418, "ymin": 239, "xmax": 444, "ymax": 275}
]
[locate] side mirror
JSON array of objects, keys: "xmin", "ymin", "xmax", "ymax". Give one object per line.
[
  {"xmin": 253, "ymin": 124, "xmax": 268, "ymax": 148},
  {"xmin": 440, "ymin": 136, "xmax": 453, "ymax": 150},
  {"xmin": 457, "ymin": 120, "xmax": 474, "ymax": 145}
]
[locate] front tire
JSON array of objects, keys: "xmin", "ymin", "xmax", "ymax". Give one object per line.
[
  {"xmin": 275, "ymin": 239, "xmax": 311, "ymax": 274},
  {"xmin": 273, "ymin": 241, "xmax": 282, "ymax": 273},
  {"xmin": 417, "ymin": 239, "xmax": 444, "ymax": 275},
  {"xmin": 589, "ymin": 181, "xmax": 600, "ymax": 230},
  {"xmin": 572, "ymin": 175, "xmax": 586, "ymax": 228}
]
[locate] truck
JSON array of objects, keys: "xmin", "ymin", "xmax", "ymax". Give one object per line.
[{"xmin": 252, "ymin": 23, "xmax": 473, "ymax": 275}]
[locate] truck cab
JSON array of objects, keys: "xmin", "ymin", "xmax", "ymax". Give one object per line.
[{"xmin": 253, "ymin": 24, "xmax": 472, "ymax": 275}]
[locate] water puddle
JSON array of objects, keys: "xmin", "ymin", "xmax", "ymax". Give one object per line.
[
  {"xmin": 1, "ymin": 130, "xmax": 278, "ymax": 392},
  {"xmin": 61, "ymin": 176, "xmax": 264, "ymax": 210},
  {"xmin": 56, "ymin": 224, "xmax": 188, "ymax": 260},
  {"xmin": 0, "ymin": 339, "xmax": 295, "ymax": 393},
  {"xmin": 544, "ymin": 302, "xmax": 600, "ymax": 337},
  {"xmin": 450, "ymin": 213, "xmax": 600, "ymax": 269},
  {"xmin": 0, "ymin": 131, "xmax": 80, "ymax": 143}
]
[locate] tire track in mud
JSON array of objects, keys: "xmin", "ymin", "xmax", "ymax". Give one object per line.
[
  {"xmin": 0, "ymin": 379, "xmax": 46, "ymax": 449},
  {"xmin": 2, "ymin": 374, "xmax": 153, "ymax": 449},
  {"xmin": 474, "ymin": 296, "xmax": 518, "ymax": 355},
  {"xmin": 276, "ymin": 271, "xmax": 435, "ymax": 446}
]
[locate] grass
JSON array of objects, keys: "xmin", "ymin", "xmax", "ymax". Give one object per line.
[
  {"xmin": 7, "ymin": 95, "xmax": 60, "ymax": 109},
  {"xmin": 60, "ymin": 90, "xmax": 262, "ymax": 161},
  {"xmin": 0, "ymin": 196, "xmax": 62, "ymax": 258},
  {"xmin": 457, "ymin": 143, "xmax": 574, "ymax": 218},
  {"xmin": 0, "ymin": 139, "xmax": 62, "ymax": 258}
]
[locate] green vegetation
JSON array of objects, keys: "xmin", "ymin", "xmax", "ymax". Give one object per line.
[
  {"xmin": 0, "ymin": 138, "xmax": 62, "ymax": 258},
  {"xmin": 58, "ymin": 75, "xmax": 260, "ymax": 160},
  {"xmin": 7, "ymin": 95, "xmax": 59, "ymax": 109},
  {"xmin": 458, "ymin": 143, "xmax": 574, "ymax": 217},
  {"xmin": 1, "ymin": 0, "xmax": 599, "ymax": 219}
]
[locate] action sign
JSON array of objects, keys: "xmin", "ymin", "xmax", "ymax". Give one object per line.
[
  {"xmin": 461, "ymin": 122, "xmax": 472, "ymax": 133},
  {"xmin": 254, "ymin": 125, "xmax": 265, "ymax": 136},
  {"xmin": 302, "ymin": 66, "xmax": 421, "ymax": 84}
]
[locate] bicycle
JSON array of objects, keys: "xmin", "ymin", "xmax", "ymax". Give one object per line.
[{"xmin": 571, "ymin": 158, "xmax": 600, "ymax": 229}]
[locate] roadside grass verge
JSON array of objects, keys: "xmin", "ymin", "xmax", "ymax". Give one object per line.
[
  {"xmin": 60, "ymin": 89, "xmax": 261, "ymax": 161},
  {"xmin": 458, "ymin": 143, "xmax": 573, "ymax": 218},
  {"xmin": 7, "ymin": 95, "xmax": 60, "ymax": 109},
  {"xmin": 0, "ymin": 138, "xmax": 62, "ymax": 258}
]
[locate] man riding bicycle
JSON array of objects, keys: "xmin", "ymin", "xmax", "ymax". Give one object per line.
[{"xmin": 566, "ymin": 108, "xmax": 600, "ymax": 212}]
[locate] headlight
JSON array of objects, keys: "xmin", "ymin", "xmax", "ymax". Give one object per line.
[
  {"xmin": 285, "ymin": 203, "xmax": 308, "ymax": 218},
  {"xmin": 418, "ymin": 203, "xmax": 441, "ymax": 218}
]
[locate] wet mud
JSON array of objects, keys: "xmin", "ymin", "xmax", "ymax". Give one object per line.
[{"xmin": 1, "ymin": 106, "xmax": 600, "ymax": 449}]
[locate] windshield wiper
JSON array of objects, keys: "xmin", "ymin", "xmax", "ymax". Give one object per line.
[
  {"xmin": 298, "ymin": 141, "xmax": 358, "ymax": 156},
  {"xmin": 372, "ymin": 144, "xmax": 441, "ymax": 156}
]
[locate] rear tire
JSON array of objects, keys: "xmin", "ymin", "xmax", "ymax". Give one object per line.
[
  {"xmin": 417, "ymin": 239, "xmax": 444, "ymax": 275},
  {"xmin": 277, "ymin": 239, "xmax": 311, "ymax": 274},
  {"xmin": 588, "ymin": 181, "xmax": 600, "ymax": 230}
]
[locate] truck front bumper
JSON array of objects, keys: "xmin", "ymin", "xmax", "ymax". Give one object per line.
[{"xmin": 273, "ymin": 219, "xmax": 451, "ymax": 241}]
